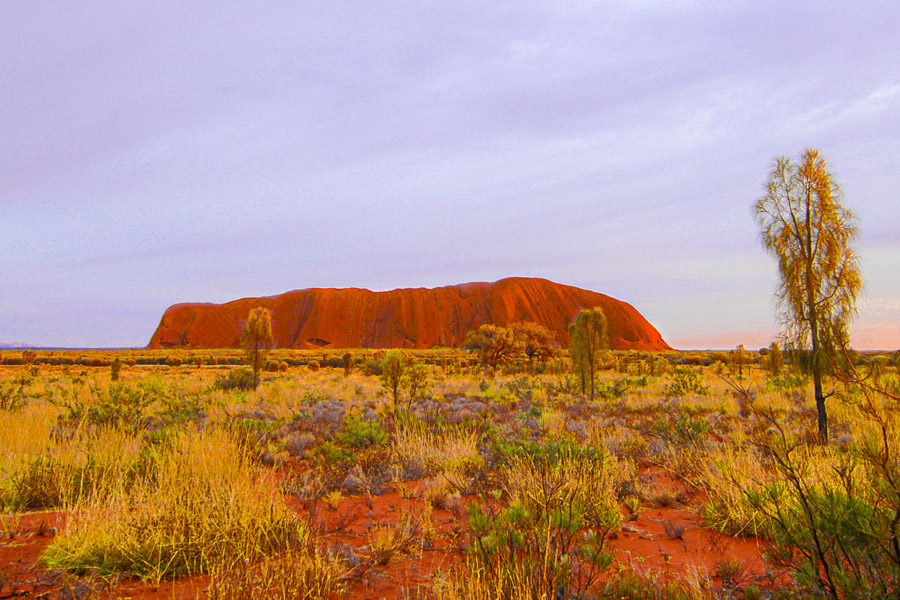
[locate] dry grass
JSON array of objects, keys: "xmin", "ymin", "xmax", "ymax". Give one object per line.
[
  {"xmin": 1, "ymin": 422, "xmax": 144, "ymax": 511},
  {"xmin": 41, "ymin": 429, "xmax": 308, "ymax": 582},
  {"xmin": 1, "ymin": 349, "xmax": 897, "ymax": 597},
  {"xmin": 393, "ymin": 422, "xmax": 484, "ymax": 482},
  {"xmin": 207, "ymin": 549, "xmax": 345, "ymax": 600}
]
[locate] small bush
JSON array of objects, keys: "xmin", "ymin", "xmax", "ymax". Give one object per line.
[
  {"xmin": 336, "ymin": 416, "xmax": 388, "ymax": 449},
  {"xmin": 0, "ymin": 376, "xmax": 30, "ymax": 411},
  {"xmin": 110, "ymin": 358, "xmax": 122, "ymax": 381},
  {"xmin": 665, "ymin": 368, "xmax": 708, "ymax": 397},
  {"xmin": 364, "ymin": 361, "xmax": 382, "ymax": 376},
  {"xmin": 22, "ymin": 350, "xmax": 37, "ymax": 366},
  {"xmin": 466, "ymin": 446, "xmax": 625, "ymax": 599},
  {"xmin": 215, "ymin": 368, "xmax": 258, "ymax": 391}
]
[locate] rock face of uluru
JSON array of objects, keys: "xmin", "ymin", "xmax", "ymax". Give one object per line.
[{"xmin": 148, "ymin": 277, "xmax": 671, "ymax": 351}]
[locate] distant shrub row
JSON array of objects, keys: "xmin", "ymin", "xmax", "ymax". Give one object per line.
[{"xmin": 1, "ymin": 348, "xmax": 894, "ymax": 369}]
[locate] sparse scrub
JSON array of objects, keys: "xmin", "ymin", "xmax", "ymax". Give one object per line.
[
  {"xmin": 700, "ymin": 365, "xmax": 900, "ymax": 598},
  {"xmin": 466, "ymin": 446, "xmax": 625, "ymax": 598},
  {"xmin": 3, "ymin": 346, "xmax": 899, "ymax": 598}
]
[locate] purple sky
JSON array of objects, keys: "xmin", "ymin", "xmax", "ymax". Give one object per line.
[{"xmin": 2, "ymin": 2, "xmax": 898, "ymax": 349}]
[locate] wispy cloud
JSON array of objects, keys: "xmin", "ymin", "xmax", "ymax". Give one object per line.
[{"xmin": 1, "ymin": 1, "xmax": 898, "ymax": 347}]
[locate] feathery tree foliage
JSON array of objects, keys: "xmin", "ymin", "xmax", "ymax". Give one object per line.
[
  {"xmin": 568, "ymin": 307, "xmax": 608, "ymax": 400},
  {"xmin": 755, "ymin": 149, "xmax": 862, "ymax": 443},
  {"xmin": 465, "ymin": 324, "xmax": 525, "ymax": 375},
  {"xmin": 379, "ymin": 350, "xmax": 429, "ymax": 416},
  {"xmin": 240, "ymin": 307, "xmax": 274, "ymax": 387},
  {"xmin": 509, "ymin": 321, "xmax": 558, "ymax": 371},
  {"xmin": 766, "ymin": 342, "xmax": 784, "ymax": 377}
]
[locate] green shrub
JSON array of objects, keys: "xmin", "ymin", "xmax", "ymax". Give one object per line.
[
  {"xmin": 466, "ymin": 446, "xmax": 625, "ymax": 598},
  {"xmin": 336, "ymin": 415, "xmax": 388, "ymax": 449},
  {"xmin": 651, "ymin": 410, "xmax": 710, "ymax": 445},
  {"xmin": 665, "ymin": 367, "xmax": 708, "ymax": 397},
  {"xmin": 214, "ymin": 367, "xmax": 258, "ymax": 392},
  {"xmin": 0, "ymin": 376, "xmax": 30, "ymax": 411}
]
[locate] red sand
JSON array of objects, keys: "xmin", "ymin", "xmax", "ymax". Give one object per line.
[
  {"xmin": 148, "ymin": 277, "xmax": 671, "ymax": 351},
  {"xmin": 0, "ymin": 469, "xmax": 773, "ymax": 599}
]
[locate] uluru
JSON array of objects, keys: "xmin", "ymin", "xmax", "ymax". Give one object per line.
[{"xmin": 148, "ymin": 277, "xmax": 671, "ymax": 351}]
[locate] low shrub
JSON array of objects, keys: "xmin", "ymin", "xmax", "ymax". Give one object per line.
[
  {"xmin": 666, "ymin": 367, "xmax": 709, "ymax": 397},
  {"xmin": 465, "ymin": 446, "xmax": 625, "ymax": 598},
  {"xmin": 214, "ymin": 368, "xmax": 258, "ymax": 392},
  {"xmin": 335, "ymin": 415, "xmax": 388, "ymax": 449}
]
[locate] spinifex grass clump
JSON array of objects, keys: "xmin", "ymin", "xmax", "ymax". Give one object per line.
[
  {"xmin": 41, "ymin": 429, "xmax": 308, "ymax": 582},
  {"xmin": 207, "ymin": 549, "xmax": 344, "ymax": 600},
  {"xmin": 432, "ymin": 558, "xmax": 569, "ymax": 600},
  {"xmin": 698, "ymin": 442, "xmax": 775, "ymax": 538},
  {"xmin": 393, "ymin": 422, "xmax": 484, "ymax": 480},
  {"xmin": 1, "ymin": 423, "xmax": 145, "ymax": 512}
]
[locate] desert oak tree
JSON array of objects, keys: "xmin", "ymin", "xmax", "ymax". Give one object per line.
[
  {"xmin": 755, "ymin": 149, "xmax": 862, "ymax": 443},
  {"xmin": 509, "ymin": 321, "xmax": 558, "ymax": 371},
  {"xmin": 465, "ymin": 324, "xmax": 525, "ymax": 375},
  {"xmin": 568, "ymin": 307, "xmax": 608, "ymax": 400},
  {"xmin": 241, "ymin": 307, "xmax": 274, "ymax": 385}
]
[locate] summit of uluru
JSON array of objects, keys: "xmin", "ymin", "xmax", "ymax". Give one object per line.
[{"xmin": 148, "ymin": 277, "xmax": 671, "ymax": 351}]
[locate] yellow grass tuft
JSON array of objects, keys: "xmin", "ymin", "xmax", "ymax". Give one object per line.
[{"xmin": 41, "ymin": 428, "xmax": 308, "ymax": 582}]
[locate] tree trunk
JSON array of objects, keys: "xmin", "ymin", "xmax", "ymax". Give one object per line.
[{"xmin": 814, "ymin": 372, "xmax": 828, "ymax": 444}]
